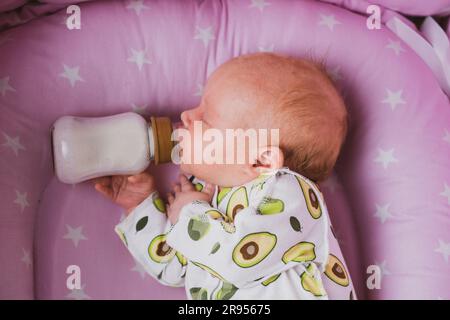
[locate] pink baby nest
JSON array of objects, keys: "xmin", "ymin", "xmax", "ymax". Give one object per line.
[{"xmin": 1, "ymin": 0, "xmax": 450, "ymax": 300}]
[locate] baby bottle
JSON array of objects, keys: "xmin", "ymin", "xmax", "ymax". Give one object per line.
[{"xmin": 51, "ymin": 112, "xmax": 179, "ymax": 184}]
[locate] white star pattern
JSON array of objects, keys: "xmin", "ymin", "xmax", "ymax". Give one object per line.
[
  {"xmin": 14, "ymin": 190, "xmax": 30, "ymax": 213},
  {"xmin": 193, "ymin": 83, "xmax": 204, "ymax": 97},
  {"xmin": 2, "ymin": 132, "xmax": 25, "ymax": 156},
  {"xmin": 131, "ymin": 103, "xmax": 148, "ymax": 115},
  {"xmin": 434, "ymin": 240, "xmax": 450, "ymax": 263},
  {"xmin": 63, "ymin": 225, "xmax": 88, "ymax": 247},
  {"xmin": 126, "ymin": 0, "xmax": 149, "ymax": 16},
  {"xmin": 443, "ymin": 129, "xmax": 450, "ymax": 145},
  {"xmin": 194, "ymin": 26, "xmax": 215, "ymax": 48},
  {"xmin": 386, "ymin": 39, "xmax": 405, "ymax": 56},
  {"xmin": 66, "ymin": 284, "xmax": 91, "ymax": 300},
  {"xmin": 21, "ymin": 248, "xmax": 32, "ymax": 268},
  {"xmin": 258, "ymin": 44, "xmax": 274, "ymax": 52},
  {"xmin": 382, "ymin": 89, "xmax": 406, "ymax": 110},
  {"xmin": 318, "ymin": 14, "xmax": 341, "ymax": 31},
  {"xmin": 0, "ymin": 76, "xmax": 16, "ymax": 97},
  {"xmin": 131, "ymin": 260, "xmax": 147, "ymax": 279},
  {"xmin": 60, "ymin": 65, "xmax": 84, "ymax": 87},
  {"xmin": 249, "ymin": 0, "xmax": 271, "ymax": 12},
  {"xmin": 374, "ymin": 203, "xmax": 394, "ymax": 224},
  {"xmin": 440, "ymin": 183, "xmax": 450, "ymax": 205},
  {"xmin": 127, "ymin": 49, "xmax": 151, "ymax": 71},
  {"xmin": 374, "ymin": 148, "xmax": 398, "ymax": 169}
]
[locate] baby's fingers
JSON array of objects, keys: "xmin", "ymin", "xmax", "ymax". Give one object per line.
[
  {"xmin": 167, "ymin": 192, "xmax": 175, "ymax": 205},
  {"xmin": 128, "ymin": 171, "xmax": 153, "ymax": 184},
  {"xmin": 202, "ymin": 183, "xmax": 215, "ymax": 197},
  {"xmin": 179, "ymin": 174, "xmax": 195, "ymax": 192},
  {"xmin": 94, "ymin": 183, "xmax": 114, "ymax": 199}
]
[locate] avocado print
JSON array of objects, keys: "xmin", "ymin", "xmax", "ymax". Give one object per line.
[
  {"xmin": 116, "ymin": 228, "xmax": 128, "ymax": 247},
  {"xmin": 258, "ymin": 197, "xmax": 284, "ymax": 215},
  {"xmin": 215, "ymin": 282, "xmax": 238, "ymax": 300},
  {"xmin": 135, "ymin": 216, "xmax": 148, "ymax": 233},
  {"xmin": 289, "ymin": 216, "xmax": 302, "ymax": 232},
  {"xmin": 233, "ymin": 232, "xmax": 277, "ymax": 268},
  {"xmin": 176, "ymin": 252, "xmax": 187, "ymax": 266},
  {"xmin": 152, "ymin": 193, "xmax": 166, "ymax": 213},
  {"xmin": 226, "ymin": 187, "xmax": 248, "ymax": 222},
  {"xmin": 300, "ymin": 263, "xmax": 326, "ymax": 296},
  {"xmin": 190, "ymin": 287, "xmax": 208, "ymax": 300},
  {"xmin": 192, "ymin": 261, "xmax": 227, "ymax": 282},
  {"xmin": 148, "ymin": 234, "xmax": 176, "ymax": 263},
  {"xmin": 282, "ymin": 242, "xmax": 316, "ymax": 264},
  {"xmin": 220, "ymin": 221, "xmax": 236, "ymax": 233},
  {"xmin": 296, "ymin": 176, "xmax": 322, "ymax": 219},
  {"xmin": 324, "ymin": 254, "xmax": 349, "ymax": 287},
  {"xmin": 250, "ymin": 174, "xmax": 270, "ymax": 191},
  {"xmin": 188, "ymin": 215, "xmax": 211, "ymax": 241},
  {"xmin": 217, "ymin": 186, "xmax": 232, "ymax": 206},
  {"xmin": 194, "ymin": 183, "xmax": 203, "ymax": 192},
  {"xmin": 206, "ymin": 209, "xmax": 226, "ymax": 221},
  {"xmin": 261, "ymin": 273, "xmax": 281, "ymax": 286}
]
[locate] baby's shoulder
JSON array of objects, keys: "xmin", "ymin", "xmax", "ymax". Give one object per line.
[{"xmin": 246, "ymin": 168, "xmax": 327, "ymax": 215}]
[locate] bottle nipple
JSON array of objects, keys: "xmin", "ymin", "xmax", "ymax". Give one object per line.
[{"xmin": 149, "ymin": 116, "xmax": 176, "ymax": 165}]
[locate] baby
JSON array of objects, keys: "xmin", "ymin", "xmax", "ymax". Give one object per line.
[{"xmin": 92, "ymin": 52, "xmax": 348, "ymax": 300}]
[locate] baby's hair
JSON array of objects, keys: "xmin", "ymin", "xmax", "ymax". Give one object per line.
[{"xmin": 271, "ymin": 53, "xmax": 348, "ymax": 182}]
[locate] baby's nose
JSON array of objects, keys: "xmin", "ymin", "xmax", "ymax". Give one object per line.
[{"xmin": 180, "ymin": 111, "xmax": 190, "ymax": 128}]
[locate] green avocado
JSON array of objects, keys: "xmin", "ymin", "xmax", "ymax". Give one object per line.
[
  {"xmin": 206, "ymin": 209, "xmax": 225, "ymax": 220},
  {"xmin": 324, "ymin": 254, "xmax": 349, "ymax": 287},
  {"xmin": 152, "ymin": 193, "xmax": 166, "ymax": 213},
  {"xmin": 194, "ymin": 183, "xmax": 203, "ymax": 192},
  {"xmin": 190, "ymin": 287, "xmax": 208, "ymax": 300},
  {"xmin": 258, "ymin": 197, "xmax": 284, "ymax": 215},
  {"xmin": 261, "ymin": 273, "xmax": 281, "ymax": 286},
  {"xmin": 176, "ymin": 252, "xmax": 187, "ymax": 266},
  {"xmin": 300, "ymin": 263, "xmax": 326, "ymax": 296},
  {"xmin": 187, "ymin": 215, "xmax": 211, "ymax": 241},
  {"xmin": 226, "ymin": 187, "xmax": 248, "ymax": 222},
  {"xmin": 217, "ymin": 186, "xmax": 232, "ymax": 206},
  {"xmin": 282, "ymin": 242, "xmax": 316, "ymax": 264},
  {"xmin": 191, "ymin": 261, "xmax": 227, "ymax": 282},
  {"xmin": 220, "ymin": 221, "xmax": 236, "ymax": 233},
  {"xmin": 215, "ymin": 282, "xmax": 238, "ymax": 300},
  {"xmin": 233, "ymin": 232, "xmax": 277, "ymax": 268},
  {"xmin": 148, "ymin": 234, "xmax": 176, "ymax": 263},
  {"xmin": 296, "ymin": 176, "xmax": 322, "ymax": 219}
]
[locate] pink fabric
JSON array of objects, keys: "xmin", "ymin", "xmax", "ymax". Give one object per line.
[
  {"xmin": 321, "ymin": 0, "xmax": 450, "ymax": 16},
  {"xmin": 1, "ymin": 0, "xmax": 450, "ymax": 300}
]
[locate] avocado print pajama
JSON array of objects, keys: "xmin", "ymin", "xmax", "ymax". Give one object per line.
[{"xmin": 115, "ymin": 168, "xmax": 331, "ymax": 300}]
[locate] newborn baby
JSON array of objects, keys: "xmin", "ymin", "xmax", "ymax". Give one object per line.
[{"xmin": 93, "ymin": 52, "xmax": 348, "ymax": 300}]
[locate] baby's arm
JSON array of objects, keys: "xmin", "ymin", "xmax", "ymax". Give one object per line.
[
  {"xmin": 114, "ymin": 191, "xmax": 187, "ymax": 287},
  {"xmin": 92, "ymin": 171, "xmax": 186, "ymax": 287},
  {"xmin": 166, "ymin": 172, "xmax": 330, "ymax": 293}
]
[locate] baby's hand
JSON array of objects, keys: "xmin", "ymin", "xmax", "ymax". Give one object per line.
[
  {"xmin": 167, "ymin": 175, "xmax": 215, "ymax": 224},
  {"xmin": 91, "ymin": 170, "xmax": 156, "ymax": 215}
]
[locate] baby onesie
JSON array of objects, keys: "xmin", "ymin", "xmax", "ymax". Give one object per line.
[{"xmin": 114, "ymin": 167, "xmax": 331, "ymax": 300}]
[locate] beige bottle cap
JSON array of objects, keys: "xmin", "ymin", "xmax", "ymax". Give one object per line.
[{"xmin": 150, "ymin": 116, "xmax": 174, "ymax": 164}]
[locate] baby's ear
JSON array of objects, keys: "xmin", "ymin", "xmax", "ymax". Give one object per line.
[{"xmin": 253, "ymin": 146, "xmax": 284, "ymax": 172}]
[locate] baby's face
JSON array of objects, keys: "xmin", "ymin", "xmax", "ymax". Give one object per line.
[{"xmin": 179, "ymin": 67, "xmax": 272, "ymax": 187}]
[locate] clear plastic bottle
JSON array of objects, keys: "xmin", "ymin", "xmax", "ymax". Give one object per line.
[{"xmin": 51, "ymin": 112, "xmax": 179, "ymax": 184}]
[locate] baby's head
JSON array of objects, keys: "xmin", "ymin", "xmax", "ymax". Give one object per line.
[{"xmin": 179, "ymin": 52, "xmax": 348, "ymax": 187}]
